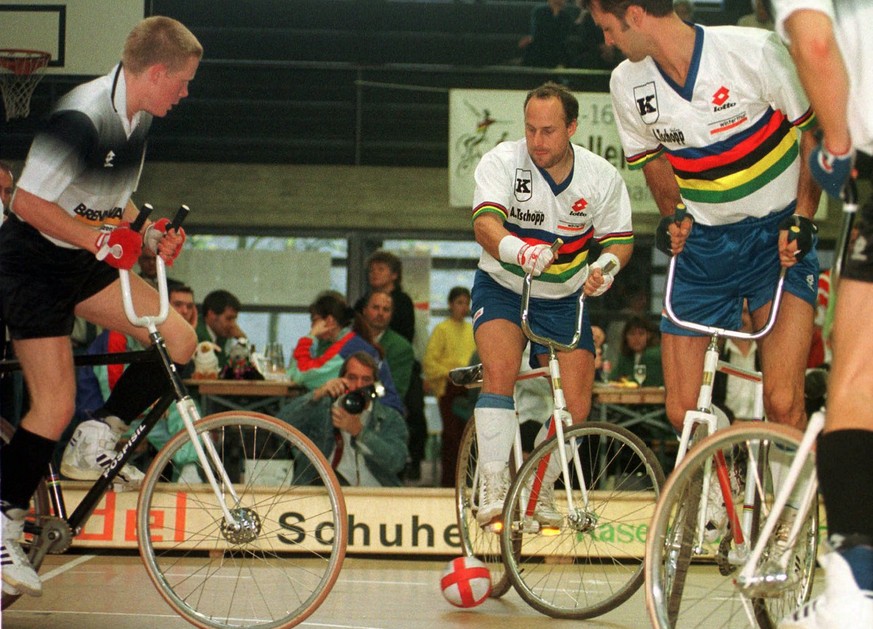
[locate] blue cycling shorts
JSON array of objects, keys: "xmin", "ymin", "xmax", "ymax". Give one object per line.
[
  {"xmin": 471, "ymin": 269, "xmax": 594, "ymax": 366},
  {"xmin": 661, "ymin": 205, "xmax": 820, "ymax": 337}
]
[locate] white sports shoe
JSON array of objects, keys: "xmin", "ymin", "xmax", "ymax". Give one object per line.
[
  {"xmin": 1, "ymin": 508, "xmax": 42, "ymax": 597},
  {"xmin": 532, "ymin": 482, "xmax": 563, "ymax": 529},
  {"xmin": 476, "ymin": 463, "xmax": 509, "ymax": 526},
  {"xmin": 779, "ymin": 551, "xmax": 873, "ymax": 629},
  {"xmin": 60, "ymin": 418, "xmax": 145, "ymax": 488}
]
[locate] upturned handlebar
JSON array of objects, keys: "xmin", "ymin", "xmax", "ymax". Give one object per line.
[{"xmin": 520, "ymin": 239, "xmax": 586, "ymax": 351}]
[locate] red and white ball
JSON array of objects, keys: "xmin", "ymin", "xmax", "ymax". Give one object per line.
[{"xmin": 440, "ymin": 556, "xmax": 492, "ymax": 608}]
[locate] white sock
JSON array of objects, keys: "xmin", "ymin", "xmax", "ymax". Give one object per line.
[{"xmin": 474, "ymin": 406, "xmax": 517, "ymax": 467}]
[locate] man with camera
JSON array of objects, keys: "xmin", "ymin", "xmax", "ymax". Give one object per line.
[{"xmin": 278, "ymin": 351, "xmax": 409, "ymax": 487}]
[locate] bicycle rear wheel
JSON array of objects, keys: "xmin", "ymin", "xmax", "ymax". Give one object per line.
[
  {"xmin": 137, "ymin": 411, "xmax": 347, "ymax": 629},
  {"xmin": 646, "ymin": 422, "xmax": 818, "ymax": 628},
  {"xmin": 501, "ymin": 421, "xmax": 664, "ymax": 619},
  {"xmin": 455, "ymin": 417, "xmax": 512, "ymax": 597},
  {"xmin": 0, "ymin": 417, "xmax": 52, "ymax": 610}
]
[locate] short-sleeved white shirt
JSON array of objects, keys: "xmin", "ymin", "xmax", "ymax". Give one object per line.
[
  {"xmin": 771, "ymin": 0, "xmax": 873, "ymax": 154},
  {"xmin": 610, "ymin": 25, "xmax": 814, "ymax": 226},
  {"xmin": 472, "ymin": 138, "xmax": 633, "ymax": 299},
  {"xmin": 16, "ymin": 64, "xmax": 151, "ymax": 248}
]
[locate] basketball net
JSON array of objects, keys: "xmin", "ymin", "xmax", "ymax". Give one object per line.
[{"xmin": 0, "ymin": 49, "xmax": 51, "ymax": 121}]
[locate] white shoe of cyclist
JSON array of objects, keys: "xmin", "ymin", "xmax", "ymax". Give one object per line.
[
  {"xmin": 476, "ymin": 462, "xmax": 509, "ymax": 527},
  {"xmin": 703, "ymin": 474, "xmax": 728, "ymax": 542},
  {"xmin": 60, "ymin": 418, "xmax": 144, "ymax": 488},
  {"xmin": 779, "ymin": 550, "xmax": 873, "ymax": 628},
  {"xmin": 532, "ymin": 482, "xmax": 563, "ymax": 528},
  {"xmin": 1, "ymin": 508, "xmax": 42, "ymax": 597},
  {"xmin": 177, "ymin": 463, "xmax": 202, "ymax": 485}
]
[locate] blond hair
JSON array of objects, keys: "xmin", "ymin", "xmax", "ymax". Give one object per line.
[{"xmin": 122, "ymin": 16, "xmax": 203, "ymax": 74}]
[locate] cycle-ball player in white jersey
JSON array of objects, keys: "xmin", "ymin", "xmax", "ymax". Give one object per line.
[
  {"xmin": 585, "ymin": 0, "xmax": 822, "ymax": 437},
  {"xmin": 471, "ymin": 82, "xmax": 634, "ymax": 527},
  {"xmin": 772, "ymin": 1, "xmax": 873, "ymax": 626}
]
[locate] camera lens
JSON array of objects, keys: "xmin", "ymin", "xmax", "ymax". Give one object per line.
[{"xmin": 340, "ymin": 391, "xmax": 366, "ymax": 414}]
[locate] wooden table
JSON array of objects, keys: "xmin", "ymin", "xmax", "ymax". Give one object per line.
[
  {"xmin": 592, "ymin": 384, "xmax": 668, "ymax": 432},
  {"xmin": 183, "ymin": 378, "xmax": 305, "ymax": 415}
]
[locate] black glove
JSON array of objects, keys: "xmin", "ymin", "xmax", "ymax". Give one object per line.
[
  {"xmin": 778, "ymin": 214, "xmax": 817, "ymax": 260},
  {"xmin": 655, "ymin": 205, "xmax": 691, "ymax": 256}
]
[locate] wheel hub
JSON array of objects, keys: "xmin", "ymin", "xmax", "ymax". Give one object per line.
[{"xmin": 220, "ymin": 508, "xmax": 262, "ymax": 544}]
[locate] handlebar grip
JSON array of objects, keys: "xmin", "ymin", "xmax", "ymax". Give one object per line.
[
  {"xmin": 130, "ymin": 203, "xmax": 154, "ymax": 233},
  {"xmin": 550, "ymin": 238, "xmax": 563, "ymax": 254},
  {"xmin": 674, "ymin": 203, "xmax": 687, "ymax": 223},
  {"xmin": 170, "ymin": 204, "xmax": 190, "ymax": 231}
]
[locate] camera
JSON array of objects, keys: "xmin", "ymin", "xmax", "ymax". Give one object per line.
[{"xmin": 336, "ymin": 383, "xmax": 385, "ymax": 414}]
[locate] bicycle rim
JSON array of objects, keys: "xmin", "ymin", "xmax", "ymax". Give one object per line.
[
  {"xmin": 0, "ymin": 417, "xmax": 51, "ymax": 610},
  {"xmin": 454, "ymin": 418, "xmax": 511, "ymax": 597},
  {"xmin": 646, "ymin": 422, "xmax": 817, "ymax": 628},
  {"xmin": 137, "ymin": 411, "xmax": 347, "ymax": 629},
  {"xmin": 502, "ymin": 422, "xmax": 664, "ymax": 619}
]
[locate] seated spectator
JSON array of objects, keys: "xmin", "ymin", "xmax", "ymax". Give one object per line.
[
  {"xmin": 520, "ymin": 0, "xmax": 577, "ymax": 68},
  {"xmin": 278, "ymin": 352, "xmax": 408, "ymax": 487},
  {"xmin": 737, "ymin": 0, "xmax": 774, "ymax": 30},
  {"xmin": 361, "ymin": 291, "xmax": 414, "ymax": 399},
  {"xmin": 565, "ymin": 2, "xmax": 623, "ymax": 70},
  {"xmin": 288, "ymin": 291, "xmax": 403, "ymax": 414},
  {"xmin": 423, "ymin": 287, "xmax": 476, "ymax": 487},
  {"xmin": 197, "ymin": 289, "xmax": 246, "ymax": 369},
  {"xmin": 612, "ymin": 316, "xmax": 664, "ymax": 387}
]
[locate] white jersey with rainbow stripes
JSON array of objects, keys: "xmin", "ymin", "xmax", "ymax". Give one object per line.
[
  {"xmin": 472, "ymin": 138, "xmax": 633, "ymax": 299},
  {"xmin": 610, "ymin": 25, "xmax": 814, "ymax": 226}
]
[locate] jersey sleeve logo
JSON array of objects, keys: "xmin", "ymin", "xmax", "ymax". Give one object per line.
[
  {"xmin": 634, "ymin": 82, "xmax": 659, "ymax": 125},
  {"xmin": 514, "ymin": 169, "xmax": 532, "ymax": 202}
]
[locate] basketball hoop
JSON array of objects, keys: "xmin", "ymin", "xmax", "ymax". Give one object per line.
[{"xmin": 0, "ymin": 49, "xmax": 51, "ymax": 121}]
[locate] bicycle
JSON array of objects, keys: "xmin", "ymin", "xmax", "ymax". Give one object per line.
[
  {"xmin": 452, "ymin": 252, "xmax": 666, "ymax": 619},
  {"xmin": 0, "ymin": 206, "xmax": 347, "ymax": 629},
  {"xmin": 644, "ymin": 250, "xmax": 827, "ymax": 628}
]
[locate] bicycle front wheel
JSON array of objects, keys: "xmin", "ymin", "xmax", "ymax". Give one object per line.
[
  {"xmin": 501, "ymin": 421, "xmax": 665, "ymax": 619},
  {"xmin": 137, "ymin": 411, "xmax": 347, "ymax": 629},
  {"xmin": 455, "ymin": 417, "xmax": 511, "ymax": 597},
  {"xmin": 645, "ymin": 422, "xmax": 818, "ymax": 629}
]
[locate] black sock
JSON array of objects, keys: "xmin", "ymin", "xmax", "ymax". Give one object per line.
[
  {"xmin": 817, "ymin": 429, "xmax": 873, "ymax": 539},
  {"xmin": 0, "ymin": 426, "xmax": 57, "ymax": 511}
]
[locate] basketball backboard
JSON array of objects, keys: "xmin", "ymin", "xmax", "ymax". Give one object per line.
[{"xmin": 0, "ymin": 0, "xmax": 144, "ymax": 75}]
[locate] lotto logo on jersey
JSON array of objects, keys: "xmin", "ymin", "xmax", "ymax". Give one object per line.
[
  {"xmin": 514, "ymin": 169, "xmax": 532, "ymax": 202},
  {"xmin": 633, "ymin": 82, "xmax": 659, "ymax": 125},
  {"xmin": 712, "ymin": 86, "xmax": 736, "ymax": 112}
]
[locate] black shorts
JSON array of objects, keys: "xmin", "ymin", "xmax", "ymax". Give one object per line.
[
  {"xmin": 0, "ymin": 216, "xmax": 118, "ymax": 340},
  {"xmin": 842, "ymin": 200, "xmax": 873, "ymax": 283}
]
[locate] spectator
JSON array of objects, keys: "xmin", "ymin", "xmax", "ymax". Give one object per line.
[
  {"xmin": 423, "ymin": 286, "xmax": 476, "ymax": 487},
  {"xmin": 196, "ymin": 289, "xmax": 245, "ymax": 369},
  {"xmin": 288, "ymin": 291, "xmax": 403, "ymax": 414},
  {"xmin": 0, "ymin": 160, "xmax": 13, "ymax": 220},
  {"xmin": 566, "ymin": 3, "xmax": 623, "ymax": 70},
  {"xmin": 737, "ymin": 0, "xmax": 774, "ymax": 30},
  {"xmin": 520, "ymin": 0, "xmax": 578, "ymax": 68},
  {"xmin": 612, "ymin": 316, "xmax": 664, "ymax": 387},
  {"xmin": 278, "ymin": 352, "xmax": 408, "ymax": 487},
  {"xmin": 356, "ymin": 250, "xmax": 416, "ymax": 343},
  {"xmin": 360, "ymin": 290, "xmax": 426, "ymax": 481},
  {"xmin": 591, "ymin": 324, "xmax": 608, "ymax": 381}
]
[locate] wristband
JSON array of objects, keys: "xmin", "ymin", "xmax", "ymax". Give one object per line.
[{"xmin": 497, "ymin": 234, "xmax": 528, "ymax": 266}]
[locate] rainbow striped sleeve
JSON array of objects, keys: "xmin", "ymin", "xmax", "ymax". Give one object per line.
[
  {"xmin": 625, "ymin": 146, "xmax": 664, "ymax": 171},
  {"xmin": 471, "ymin": 202, "xmax": 507, "ymax": 224}
]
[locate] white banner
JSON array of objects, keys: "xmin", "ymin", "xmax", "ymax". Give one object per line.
[{"xmin": 448, "ymin": 89, "xmax": 656, "ymax": 213}]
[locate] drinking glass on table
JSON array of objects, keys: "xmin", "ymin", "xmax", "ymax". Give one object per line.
[
  {"xmin": 633, "ymin": 363, "xmax": 647, "ymax": 387},
  {"xmin": 264, "ymin": 342, "xmax": 286, "ymax": 380}
]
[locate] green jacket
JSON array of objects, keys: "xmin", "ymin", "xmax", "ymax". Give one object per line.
[
  {"xmin": 278, "ymin": 392, "xmax": 408, "ymax": 487},
  {"xmin": 613, "ymin": 346, "xmax": 664, "ymax": 387},
  {"xmin": 378, "ymin": 329, "xmax": 415, "ymax": 399},
  {"xmin": 195, "ymin": 319, "xmax": 232, "ymax": 369}
]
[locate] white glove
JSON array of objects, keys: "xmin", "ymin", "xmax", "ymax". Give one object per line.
[
  {"xmin": 588, "ymin": 253, "xmax": 620, "ymax": 297},
  {"xmin": 498, "ymin": 235, "xmax": 555, "ymax": 278}
]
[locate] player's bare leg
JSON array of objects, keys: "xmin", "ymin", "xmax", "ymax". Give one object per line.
[
  {"xmin": 661, "ymin": 333, "xmax": 709, "ymax": 432},
  {"xmin": 754, "ymin": 292, "xmax": 813, "ymax": 430}
]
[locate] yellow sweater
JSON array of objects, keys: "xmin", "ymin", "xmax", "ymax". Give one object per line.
[{"xmin": 423, "ymin": 318, "xmax": 475, "ymax": 398}]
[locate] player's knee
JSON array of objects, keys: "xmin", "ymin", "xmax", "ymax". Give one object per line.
[
  {"xmin": 167, "ymin": 323, "xmax": 197, "ymax": 364},
  {"xmin": 764, "ymin": 387, "xmax": 803, "ymax": 426}
]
